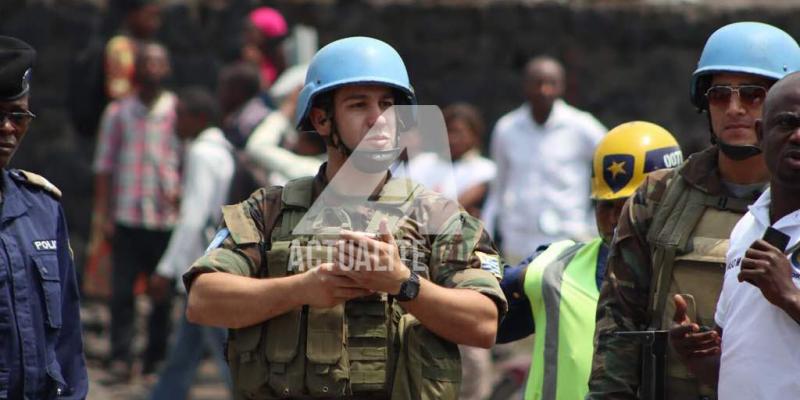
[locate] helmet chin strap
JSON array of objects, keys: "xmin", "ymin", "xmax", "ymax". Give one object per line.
[
  {"xmin": 705, "ymin": 112, "xmax": 762, "ymax": 161},
  {"xmin": 328, "ymin": 115, "xmax": 402, "ymax": 174},
  {"xmin": 715, "ymin": 139, "xmax": 762, "ymax": 160}
]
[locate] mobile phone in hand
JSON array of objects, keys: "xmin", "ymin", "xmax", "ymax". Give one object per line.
[{"xmin": 763, "ymin": 226, "xmax": 790, "ymax": 252}]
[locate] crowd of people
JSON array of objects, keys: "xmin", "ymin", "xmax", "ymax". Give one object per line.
[{"xmin": 0, "ymin": 1, "xmax": 799, "ymax": 400}]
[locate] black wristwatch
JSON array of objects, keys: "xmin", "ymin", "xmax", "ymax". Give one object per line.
[{"xmin": 395, "ymin": 271, "xmax": 420, "ymax": 302}]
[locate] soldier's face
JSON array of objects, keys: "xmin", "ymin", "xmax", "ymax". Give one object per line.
[
  {"xmin": 707, "ymin": 72, "xmax": 772, "ymax": 147},
  {"xmin": 0, "ymin": 96, "xmax": 31, "ymax": 169},
  {"xmin": 595, "ymin": 198, "xmax": 627, "ymax": 245},
  {"xmin": 330, "ymin": 85, "xmax": 397, "ymax": 151}
]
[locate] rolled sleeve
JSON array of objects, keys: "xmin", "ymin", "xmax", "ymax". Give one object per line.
[
  {"xmin": 182, "ymin": 246, "xmax": 256, "ymax": 292},
  {"xmin": 431, "ymin": 210, "xmax": 509, "ymax": 318},
  {"xmin": 182, "ymin": 190, "xmax": 272, "ymax": 292},
  {"xmin": 448, "ymin": 267, "xmax": 508, "ymax": 318}
]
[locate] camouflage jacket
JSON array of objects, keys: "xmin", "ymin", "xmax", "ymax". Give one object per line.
[
  {"xmin": 586, "ymin": 147, "xmax": 762, "ymax": 399},
  {"xmin": 183, "ymin": 163, "xmax": 508, "ymax": 317}
]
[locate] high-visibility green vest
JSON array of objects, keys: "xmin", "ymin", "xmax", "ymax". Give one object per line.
[{"xmin": 523, "ymin": 238, "xmax": 603, "ymax": 400}]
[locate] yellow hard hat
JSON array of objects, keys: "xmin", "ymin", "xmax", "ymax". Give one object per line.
[{"xmin": 591, "ymin": 121, "xmax": 683, "ymax": 201}]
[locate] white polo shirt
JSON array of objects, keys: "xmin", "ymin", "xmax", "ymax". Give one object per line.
[
  {"xmin": 714, "ymin": 188, "xmax": 800, "ymax": 399},
  {"xmin": 482, "ymin": 100, "xmax": 606, "ymax": 259}
]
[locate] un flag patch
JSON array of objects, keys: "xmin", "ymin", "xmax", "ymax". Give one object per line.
[{"xmin": 205, "ymin": 228, "xmax": 230, "ymax": 254}]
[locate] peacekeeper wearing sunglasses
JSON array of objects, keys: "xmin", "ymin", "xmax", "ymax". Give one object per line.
[{"xmin": 587, "ymin": 22, "xmax": 800, "ymax": 400}]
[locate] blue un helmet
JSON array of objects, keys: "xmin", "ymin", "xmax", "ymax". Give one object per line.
[
  {"xmin": 691, "ymin": 21, "xmax": 800, "ymax": 109},
  {"xmin": 690, "ymin": 21, "xmax": 800, "ymax": 159},
  {"xmin": 295, "ymin": 36, "xmax": 416, "ymax": 172}
]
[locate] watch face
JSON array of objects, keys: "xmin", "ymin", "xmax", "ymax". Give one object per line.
[
  {"xmin": 399, "ymin": 272, "xmax": 420, "ymax": 301},
  {"xmin": 404, "ymin": 280, "xmax": 419, "ymax": 299}
]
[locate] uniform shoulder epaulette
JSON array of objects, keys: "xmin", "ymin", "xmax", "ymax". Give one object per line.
[{"xmin": 12, "ymin": 169, "xmax": 62, "ymax": 199}]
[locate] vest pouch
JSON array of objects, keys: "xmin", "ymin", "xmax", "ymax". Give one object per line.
[
  {"xmin": 658, "ymin": 226, "xmax": 729, "ymax": 333},
  {"xmin": 663, "ymin": 249, "xmax": 726, "ymax": 400},
  {"xmin": 660, "ymin": 248, "xmax": 726, "ymax": 331},
  {"xmin": 417, "ymin": 326, "xmax": 461, "ymax": 400},
  {"xmin": 391, "ymin": 313, "xmax": 461, "ymax": 400},
  {"xmin": 656, "ymin": 208, "xmax": 734, "ymax": 400},
  {"xmin": 264, "ymin": 245, "xmax": 306, "ymax": 398},
  {"xmin": 264, "ymin": 309, "xmax": 305, "ymax": 398},
  {"xmin": 347, "ymin": 299, "xmax": 390, "ymax": 393},
  {"xmin": 306, "ymin": 305, "xmax": 349, "ymax": 397},
  {"xmin": 230, "ymin": 325, "xmax": 270, "ymax": 400}
]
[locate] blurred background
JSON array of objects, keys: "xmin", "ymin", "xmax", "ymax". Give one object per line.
[{"xmin": 2, "ymin": 0, "xmax": 799, "ymax": 398}]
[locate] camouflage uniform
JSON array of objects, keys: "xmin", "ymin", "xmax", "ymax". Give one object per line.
[
  {"xmin": 587, "ymin": 147, "xmax": 762, "ymax": 400},
  {"xmin": 183, "ymin": 164, "xmax": 507, "ymax": 400}
]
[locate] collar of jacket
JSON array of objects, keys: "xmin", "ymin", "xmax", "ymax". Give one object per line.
[{"xmin": 679, "ymin": 145, "xmax": 763, "ymax": 201}]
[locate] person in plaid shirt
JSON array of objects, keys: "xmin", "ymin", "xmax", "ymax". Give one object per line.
[{"xmin": 92, "ymin": 41, "xmax": 181, "ymax": 384}]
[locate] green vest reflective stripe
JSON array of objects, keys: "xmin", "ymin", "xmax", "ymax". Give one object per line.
[{"xmin": 523, "ymin": 238, "xmax": 603, "ymax": 400}]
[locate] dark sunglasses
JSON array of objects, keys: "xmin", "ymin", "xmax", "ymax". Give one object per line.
[
  {"xmin": 0, "ymin": 109, "xmax": 36, "ymax": 127},
  {"xmin": 705, "ymin": 85, "xmax": 767, "ymax": 108}
]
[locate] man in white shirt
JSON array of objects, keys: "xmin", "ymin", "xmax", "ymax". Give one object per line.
[
  {"xmin": 669, "ymin": 71, "xmax": 800, "ymax": 399},
  {"xmin": 483, "ymin": 56, "xmax": 606, "ymax": 263},
  {"xmin": 149, "ymin": 87, "xmax": 235, "ymax": 398}
]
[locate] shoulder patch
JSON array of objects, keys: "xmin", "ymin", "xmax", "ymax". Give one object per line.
[
  {"xmin": 206, "ymin": 228, "xmax": 230, "ymax": 253},
  {"xmin": 14, "ymin": 170, "xmax": 62, "ymax": 198},
  {"xmin": 475, "ymin": 251, "xmax": 502, "ymax": 279}
]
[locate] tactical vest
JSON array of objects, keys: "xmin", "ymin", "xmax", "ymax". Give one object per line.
[
  {"xmin": 645, "ymin": 167, "xmax": 752, "ymax": 400},
  {"xmin": 227, "ymin": 176, "xmax": 461, "ymax": 399}
]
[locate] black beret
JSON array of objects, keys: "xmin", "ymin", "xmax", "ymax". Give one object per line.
[{"xmin": 0, "ymin": 36, "xmax": 35, "ymax": 101}]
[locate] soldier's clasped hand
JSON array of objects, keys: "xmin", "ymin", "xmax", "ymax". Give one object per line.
[
  {"xmin": 334, "ymin": 219, "xmax": 412, "ymax": 296},
  {"xmin": 302, "ymin": 262, "xmax": 374, "ymax": 308}
]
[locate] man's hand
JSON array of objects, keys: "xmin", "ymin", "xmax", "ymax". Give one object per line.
[
  {"xmin": 148, "ymin": 274, "xmax": 173, "ymax": 303},
  {"xmin": 300, "ymin": 263, "xmax": 373, "ymax": 308},
  {"xmin": 335, "ymin": 219, "xmax": 411, "ymax": 295},
  {"xmin": 669, "ymin": 294, "xmax": 720, "ymax": 361},
  {"xmin": 738, "ymin": 239, "xmax": 800, "ymax": 309}
]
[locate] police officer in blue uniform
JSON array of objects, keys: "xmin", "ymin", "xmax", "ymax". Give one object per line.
[{"xmin": 0, "ymin": 36, "xmax": 88, "ymax": 399}]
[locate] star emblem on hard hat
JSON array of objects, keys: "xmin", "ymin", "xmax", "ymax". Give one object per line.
[{"xmin": 607, "ymin": 160, "xmax": 627, "ymax": 179}]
